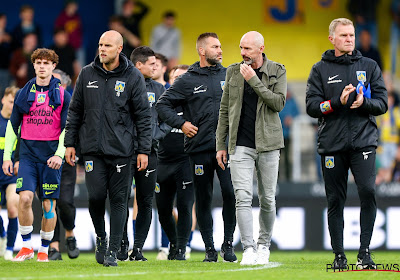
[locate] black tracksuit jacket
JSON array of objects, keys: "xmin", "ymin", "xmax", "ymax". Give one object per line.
[
  {"xmin": 306, "ymin": 49, "xmax": 387, "ymax": 154},
  {"xmin": 65, "ymin": 53, "xmax": 152, "ymax": 156},
  {"xmin": 156, "ymin": 62, "xmax": 226, "ymax": 154}
]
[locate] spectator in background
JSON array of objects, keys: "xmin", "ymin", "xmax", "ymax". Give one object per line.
[
  {"xmin": 48, "ymin": 69, "xmax": 79, "ymax": 261},
  {"xmin": 151, "ymin": 11, "xmax": 181, "ymax": 70},
  {"xmin": 376, "ymin": 74, "xmax": 400, "ymax": 184},
  {"xmin": 279, "ymin": 88, "xmax": 299, "ymax": 181},
  {"xmin": 9, "ymin": 33, "xmax": 37, "ymax": 88},
  {"xmin": 0, "ymin": 14, "xmax": 12, "ymax": 96},
  {"xmin": 153, "ymin": 53, "xmax": 170, "ymax": 89},
  {"xmin": 120, "ymin": 1, "xmax": 148, "ymax": 49},
  {"xmin": 390, "ymin": 0, "xmax": 400, "ymax": 75},
  {"xmin": 108, "ymin": 16, "xmax": 140, "ymax": 58},
  {"xmin": 50, "ymin": 28, "xmax": 80, "ymax": 81},
  {"xmin": 347, "ymin": 0, "xmax": 379, "ymax": 48},
  {"xmin": 359, "ymin": 30, "xmax": 383, "ymax": 71},
  {"xmin": 55, "ymin": 0, "xmax": 84, "ymax": 66},
  {"xmin": 11, "ymin": 5, "xmax": 41, "ymax": 50}
]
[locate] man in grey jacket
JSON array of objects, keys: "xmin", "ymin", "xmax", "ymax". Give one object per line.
[{"xmin": 216, "ymin": 31, "xmax": 286, "ymax": 266}]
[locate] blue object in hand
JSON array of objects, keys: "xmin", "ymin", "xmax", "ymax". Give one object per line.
[{"xmin": 356, "ymin": 81, "xmax": 371, "ymax": 99}]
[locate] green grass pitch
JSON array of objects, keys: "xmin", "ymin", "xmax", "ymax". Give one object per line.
[{"xmin": 0, "ymin": 251, "xmax": 399, "ymax": 280}]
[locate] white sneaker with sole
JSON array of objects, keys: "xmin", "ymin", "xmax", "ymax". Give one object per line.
[
  {"xmin": 0, "ymin": 236, "xmax": 6, "ymax": 257},
  {"xmin": 185, "ymin": 246, "xmax": 191, "ymax": 259},
  {"xmin": 255, "ymin": 245, "xmax": 270, "ymax": 265},
  {"xmin": 4, "ymin": 250, "xmax": 13, "ymax": 260},
  {"xmin": 240, "ymin": 247, "xmax": 257, "ymax": 266},
  {"xmin": 156, "ymin": 247, "xmax": 169, "ymax": 260}
]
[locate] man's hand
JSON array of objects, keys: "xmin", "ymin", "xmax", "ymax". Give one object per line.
[
  {"xmin": 47, "ymin": 156, "xmax": 62, "ymax": 170},
  {"xmin": 340, "ymin": 84, "xmax": 356, "ymax": 105},
  {"xmin": 216, "ymin": 150, "xmax": 228, "ymax": 170},
  {"xmin": 181, "ymin": 121, "xmax": 198, "ymax": 138},
  {"xmin": 350, "ymin": 85, "xmax": 365, "ymax": 109},
  {"xmin": 65, "ymin": 147, "xmax": 76, "ymax": 166},
  {"xmin": 14, "ymin": 161, "xmax": 19, "ymax": 176},
  {"xmin": 137, "ymin": 154, "xmax": 148, "ymax": 171},
  {"xmin": 240, "ymin": 64, "xmax": 256, "ymax": 81},
  {"xmin": 2, "ymin": 160, "xmax": 13, "ymax": 176}
]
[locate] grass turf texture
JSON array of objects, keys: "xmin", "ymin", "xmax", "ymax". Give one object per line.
[{"xmin": 0, "ymin": 251, "xmax": 399, "ymax": 280}]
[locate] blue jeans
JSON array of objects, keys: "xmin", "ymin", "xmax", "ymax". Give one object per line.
[{"xmin": 230, "ymin": 146, "xmax": 279, "ymax": 250}]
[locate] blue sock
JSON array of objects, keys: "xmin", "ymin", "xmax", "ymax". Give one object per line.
[
  {"xmin": 187, "ymin": 231, "xmax": 193, "ymax": 247},
  {"xmin": 22, "ymin": 232, "xmax": 32, "ymax": 241},
  {"xmin": 41, "ymin": 239, "xmax": 51, "ymax": 247},
  {"xmin": 0, "ymin": 216, "xmax": 5, "ymax": 238},
  {"xmin": 7, "ymin": 218, "xmax": 18, "ymax": 250},
  {"xmin": 132, "ymin": 220, "xmax": 136, "ymax": 239},
  {"xmin": 161, "ymin": 228, "xmax": 169, "ymax": 247}
]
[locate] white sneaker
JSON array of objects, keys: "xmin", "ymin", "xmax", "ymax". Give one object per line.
[
  {"xmin": 240, "ymin": 247, "xmax": 257, "ymax": 266},
  {"xmin": 255, "ymin": 245, "xmax": 270, "ymax": 265},
  {"xmin": 185, "ymin": 246, "xmax": 191, "ymax": 259},
  {"xmin": 0, "ymin": 236, "xmax": 6, "ymax": 257},
  {"xmin": 4, "ymin": 250, "xmax": 13, "ymax": 260},
  {"xmin": 156, "ymin": 247, "xmax": 169, "ymax": 260}
]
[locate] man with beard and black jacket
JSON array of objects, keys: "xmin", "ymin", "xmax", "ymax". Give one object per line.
[
  {"xmin": 156, "ymin": 33, "xmax": 237, "ymax": 263},
  {"xmin": 306, "ymin": 18, "xmax": 387, "ymax": 270},
  {"xmin": 116, "ymin": 46, "xmax": 168, "ymax": 262},
  {"xmin": 64, "ymin": 30, "xmax": 152, "ymax": 267}
]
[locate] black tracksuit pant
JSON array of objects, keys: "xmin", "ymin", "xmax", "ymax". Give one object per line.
[
  {"xmin": 84, "ymin": 155, "xmax": 132, "ymax": 253},
  {"xmin": 121, "ymin": 152, "xmax": 157, "ymax": 249},
  {"xmin": 52, "ymin": 162, "xmax": 77, "ymax": 243},
  {"xmin": 155, "ymin": 157, "xmax": 194, "ymax": 251},
  {"xmin": 321, "ymin": 147, "xmax": 377, "ymax": 255},
  {"xmin": 189, "ymin": 151, "xmax": 236, "ymax": 249}
]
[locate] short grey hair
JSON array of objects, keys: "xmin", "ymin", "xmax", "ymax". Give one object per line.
[
  {"xmin": 53, "ymin": 69, "xmax": 71, "ymax": 86},
  {"xmin": 329, "ymin": 18, "xmax": 353, "ymax": 38}
]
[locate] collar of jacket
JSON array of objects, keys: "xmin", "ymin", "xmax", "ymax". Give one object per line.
[
  {"xmin": 92, "ymin": 52, "xmax": 132, "ymax": 77},
  {"xmin": 321, "ymin": 49, "xmax": 362, "ymax": 65},
  {"xmin": 188, "ymin": 61, "xmax": 224, "ymax": 75}
]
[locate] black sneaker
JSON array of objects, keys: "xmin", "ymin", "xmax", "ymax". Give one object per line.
[
  {"xmin": 357, "ymin": 249, "xmax": 376, "ymax": 269},
  {"xmin": 220, "ymin": 240, "xmax": 237, "ymax": 263},
  {"xmin": 332, "ymin": 253, "xmax": 348, "ymax": 270},
  {"xmin": 48, "ymin": 247, "xmax": 62, "ymax": 261},
  {"xmin": 203, "ymin": 247, "xmax": 218, "ymax": 262},
  {"xmin": 117, "ymin": 239, "xmax": 129, "ymax": 261},
  {"xmin": 175, "ymin": 248, "xmax": 186, "ymax": 261},
  {"xmin": 95, "ymin": 235, "xmax": 108, "ymax": 264},
  {"xmin": 168, "ymin": 244, "xmax": 177, "ymax": 260},
  {"xmin": 103, "ymin": 250, "xmax": 118, "ymax": 267},
  {"xmin": 129, "ymin": 247, "xmax": 147, "ymax": 261},
  {"xmin": 66, "ymin": 237, "xmax": 80, "ymax": 259}
]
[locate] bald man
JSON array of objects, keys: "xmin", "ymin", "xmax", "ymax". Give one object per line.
[
  {"xmin": 216, "ymin": 31, "xmax": 287, "ymax": 265},
  {"xmin": 64, "ymin": 30, "xmax": 152, "ymax": 267}
]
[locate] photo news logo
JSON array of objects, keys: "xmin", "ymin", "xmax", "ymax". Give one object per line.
[{"xmin": 326, "ymin": 263, "xmax": 400, "ymax": 272}]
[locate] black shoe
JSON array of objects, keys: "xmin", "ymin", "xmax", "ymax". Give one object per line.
[
  {"xmin": 129, "ymin": 247, "xmax": 147, "ymax": 261},
  {"xmin": 66, "ymin": 237, "xmax": 80, "ymax": 259},
  {"xmin": 117, "ymin": 239, "xmax": 129, "ymax": 261},
  {"xmin": 357, "ymin": 249, "xmax": 376, "ymax": 269},
  {"xmin": 168, "ymin": 244, "xmax": 177, "ymax": 260},
  {"xmin": 332, "ymin": 253, "xmax": 348, "ymax": 270},
  {"xmin": 203, "ymin": 247, "xmax": 218, "ymax": 262},
  {"xmin": 95, "ymin": 235, "xmax": 108, "ymax": 264},
  {"xmin": 175, "ymin": 248, "xmax": 186, "ymax": 261},
  {"xmin": 220, "ymin": 240, "xmax": 237, "ymax": 263},
  {"xmin": 103, "ymin": 250, "xmax": 118, "ymax": 267},
  {"xmin": 48, "ymin": 247, "xmax": 62, "ymax": 261}
]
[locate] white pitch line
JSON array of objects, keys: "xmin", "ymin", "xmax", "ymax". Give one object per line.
[{"xmin": 0, "ymin": 262, "xmax": 282, "ymax": 280}]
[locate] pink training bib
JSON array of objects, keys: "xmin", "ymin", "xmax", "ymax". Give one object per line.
[{"xmin": 21, "ymin": 86, "xmax": 65, "ymax": 141}]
